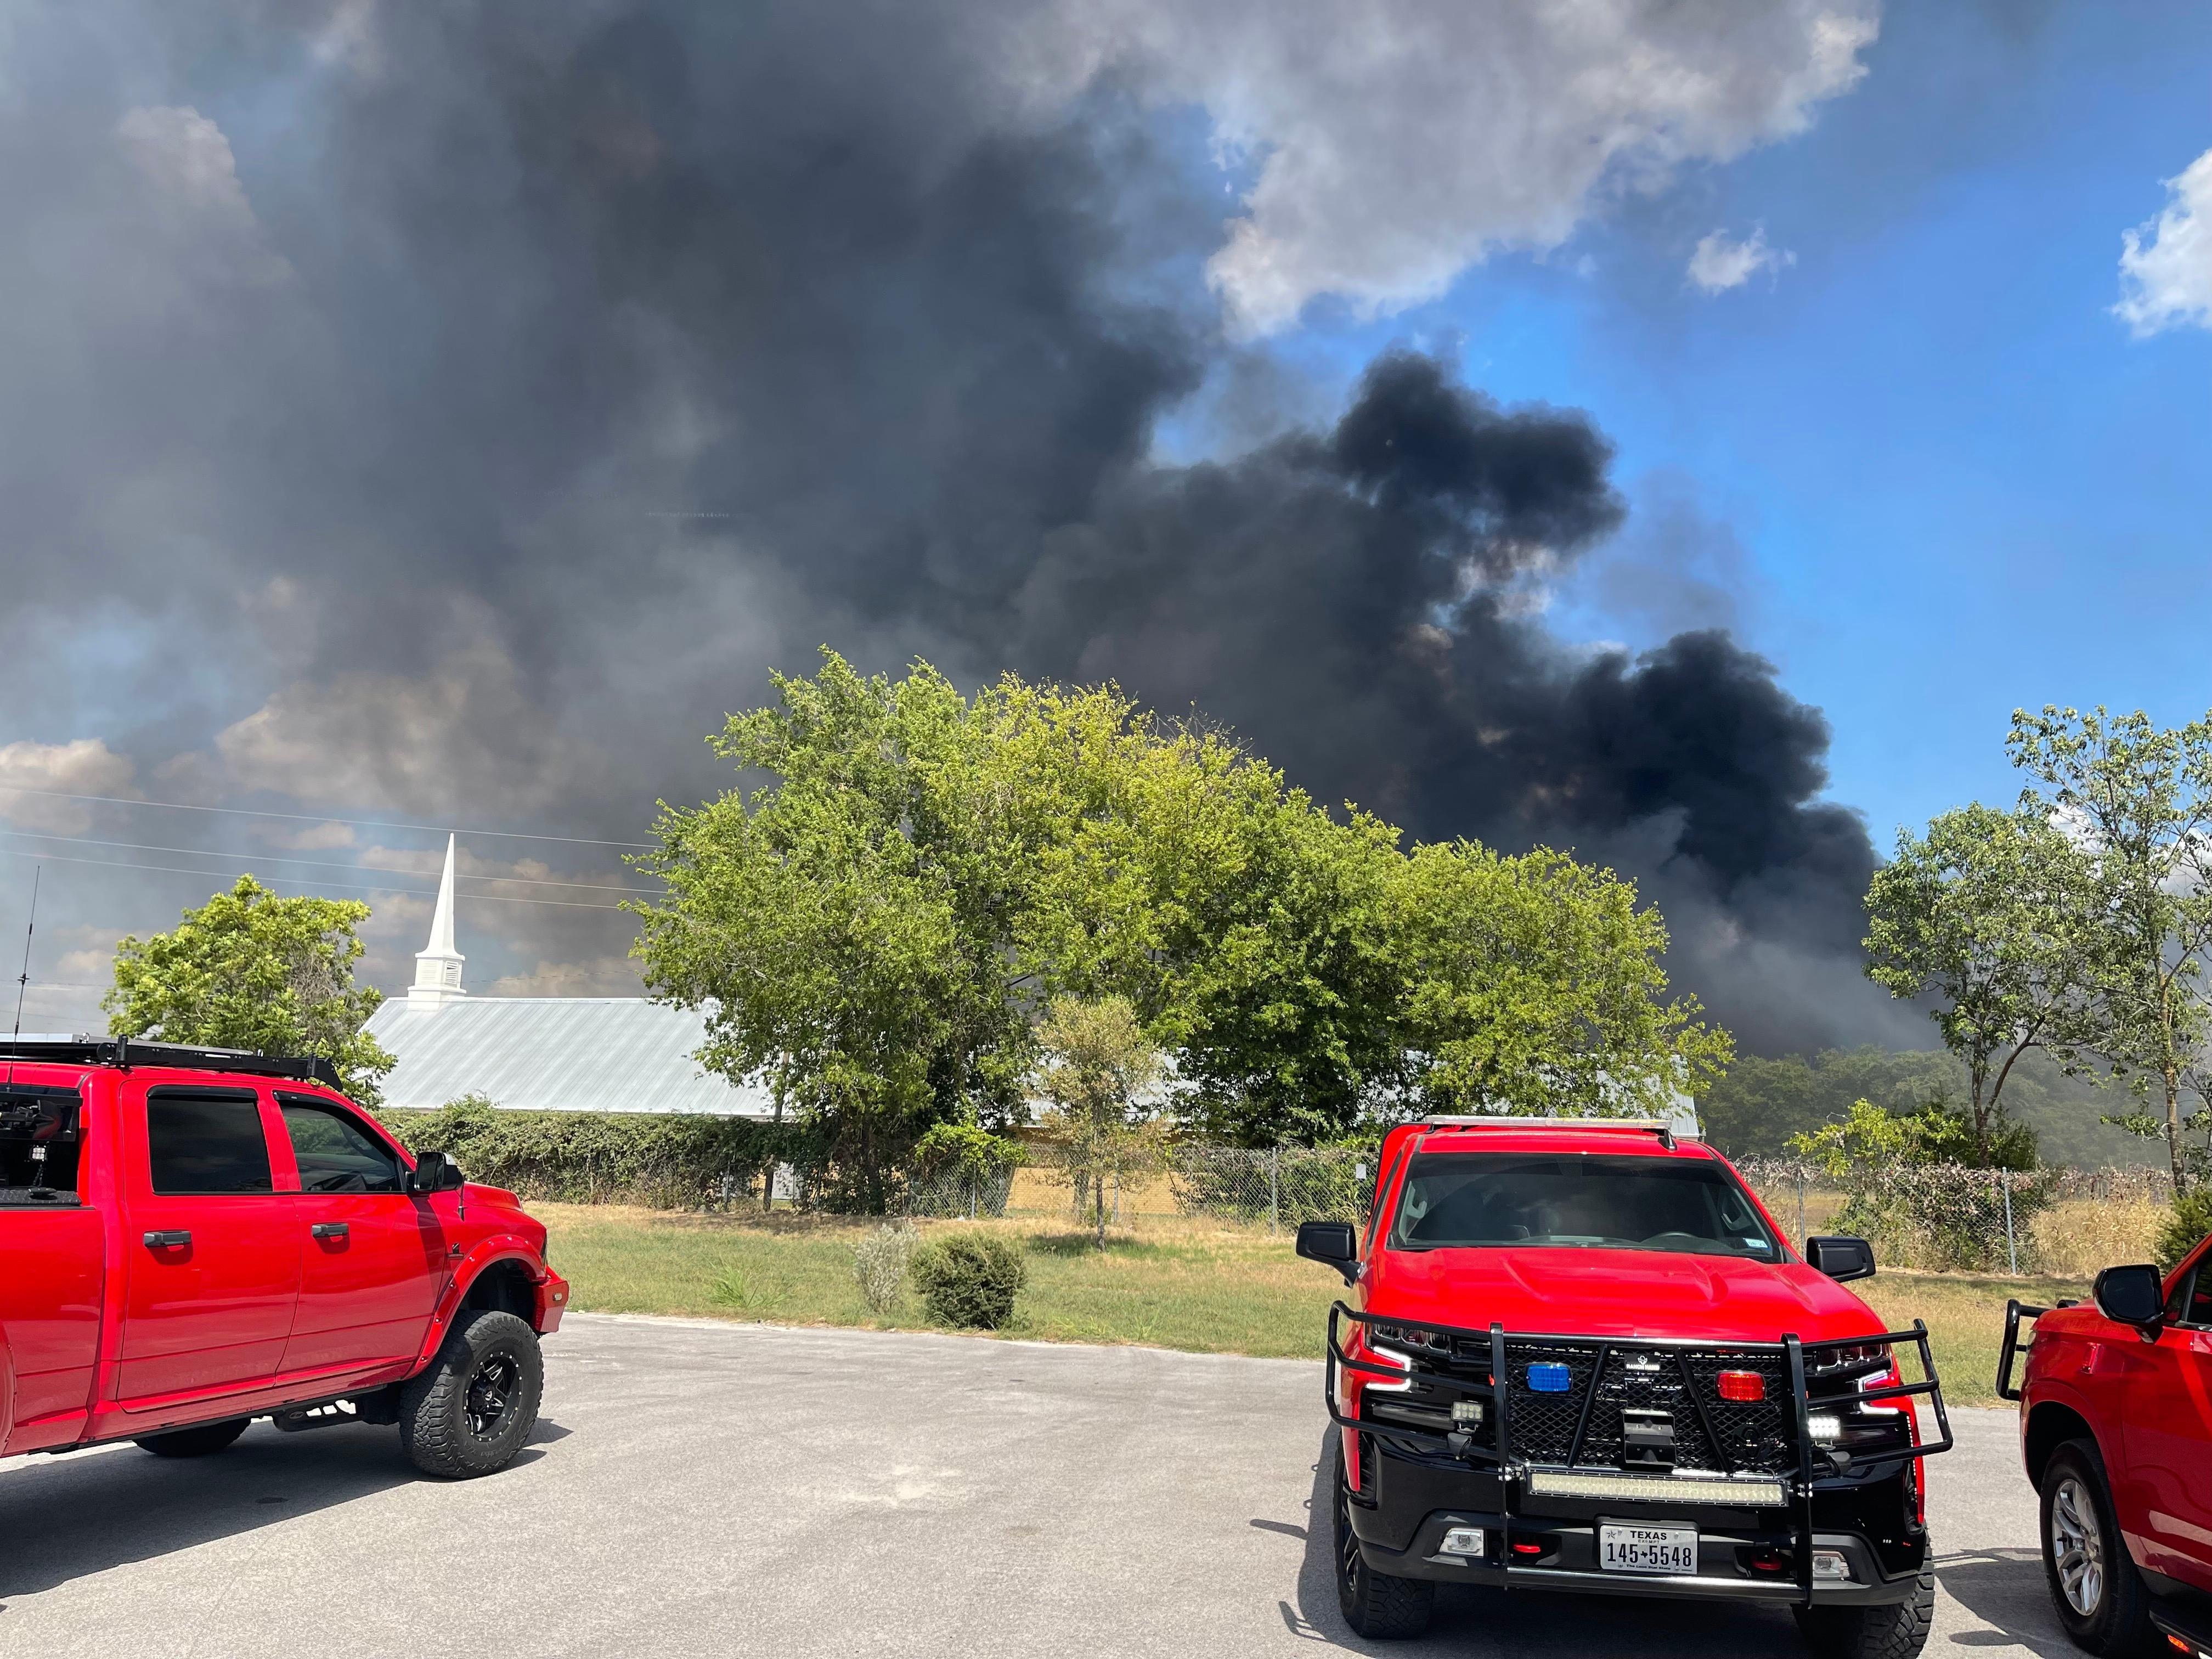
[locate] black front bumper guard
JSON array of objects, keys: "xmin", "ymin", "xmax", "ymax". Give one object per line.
[
  {"xmin": 1322, "ymin": 1301, "xmax": 1954, "ymax": 1607},
  {"xmin": 1995, "ymin": 1296, "xmax": 2067, "ymax": 1402}
]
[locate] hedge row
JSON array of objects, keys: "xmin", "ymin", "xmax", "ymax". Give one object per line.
[{"xmin": 373, "ymin": 1096, "xmax": 815, "ymax": 1210}]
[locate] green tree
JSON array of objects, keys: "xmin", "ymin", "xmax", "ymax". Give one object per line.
[
  {"xmin": 2009, "ymin": 706, "xmax": 2212, "ymax": 1189},
  {"xmin": 104, "ymin": 876, "xmax": 394, "ymax": 1104},
  {"xmin": 1787, "ymin": 1095, "xmax": 2038, "ymax": 1174},
  {"xmin": 633, "ymin": 654, "xmax": 1034, "ymax": 1211},
  {"xmin": 1389, "ymin": 842, "xmax": 1733, "ymax": 1116},
  {"xmin": 1030, "ymin": 995, "xmax": 1164, "ymax": 1248},
  {"xmin": 1864, "ymin": 803, "xmax": 2099, "ymax": 1162},
  {"xmin": 635, "ymin": 651, "xmax": 1739, "ymax": 1190}
]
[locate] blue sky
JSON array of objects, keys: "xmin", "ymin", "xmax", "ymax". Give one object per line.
[
  {"xmin": 1, "ymin": 1, "xmax": 2206, "ymax": 1040},
  {"xmin": 1255, "ymin": 3, "xmax": 2211, "ymax": 855}
]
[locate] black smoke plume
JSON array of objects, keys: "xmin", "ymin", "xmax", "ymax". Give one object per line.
[{"xmin": 0, "ymin": 2, "xmax": 1912, "ymax": 1051}]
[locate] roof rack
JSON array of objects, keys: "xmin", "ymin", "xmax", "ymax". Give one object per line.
[
  {"xmin": 0, "ymin": 1037, "xmax": 342, "ymax": 1090},
  {"xmin": 1417, "ymin": 1114, "xmax": 1693, "ymax": 1150}
]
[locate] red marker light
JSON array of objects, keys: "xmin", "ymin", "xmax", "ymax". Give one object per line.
[{"xmin": 1717, "ymin": 1370, "xmax": 1767, "ymax": 1402}]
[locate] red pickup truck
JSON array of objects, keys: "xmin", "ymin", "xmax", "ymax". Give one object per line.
[
  {"xmin": 1999, "ymin": 1238, "xmax": 2212, "ymax": 1657},
  {"xmin": 1299, "ymin": 1115, "xmax": 1951, "ymax": 1658},
  {"xmin": 0, "ymin": 1037, "xmax": 567, "ymax": 1479}
]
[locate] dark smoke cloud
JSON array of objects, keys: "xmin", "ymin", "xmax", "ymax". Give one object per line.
[{"xmin": 0, "ymin": 2, "xmax": 1915, "ymax": 1051}]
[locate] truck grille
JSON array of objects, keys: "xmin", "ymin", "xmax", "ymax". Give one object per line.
[{"xmin": 1500, "ymin": 1341, "xmax": 1793, "ymax": 1476}]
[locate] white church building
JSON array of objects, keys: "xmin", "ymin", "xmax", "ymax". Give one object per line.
[{"xmin": 362, "ymin": 836, "xmax": 774, "ymax": 1117}]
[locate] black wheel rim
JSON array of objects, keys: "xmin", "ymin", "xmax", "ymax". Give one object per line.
[{"xmin": 465, "ymin": 1349, "xmax": 521, "ymax": 1439}]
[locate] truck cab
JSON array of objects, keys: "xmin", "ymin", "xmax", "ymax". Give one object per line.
[
  {"xmin": 0, "ymin": 1037, "xmax": 567, "ymax": 1479},
  {"xmin": 2001, "ymin": 1234, "xmax": 2212, "ymax": 1657},
  {"xmin": 1298, "ymin": 1115, "xmax": 1950, "ymax": 1657}
]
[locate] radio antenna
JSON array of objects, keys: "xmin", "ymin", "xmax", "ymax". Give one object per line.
[{"xmin": 5, "ymin": 866, "xmax": 41, "ymax": 1088}]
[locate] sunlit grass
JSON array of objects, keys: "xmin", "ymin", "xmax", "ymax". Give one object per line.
[{"xmin": 540, "ymin": 1204, "xmax": 2083, "ymax": 1401}]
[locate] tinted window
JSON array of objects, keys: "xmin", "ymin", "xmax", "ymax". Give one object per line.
[
  {"xmin": 2185, "ymin": 1269, "xmax": 2212, "ymax": 1329},
  {"xmin": 280, "ymin": 1098, "xmax": 404, "ymax": 1194},
  {"xmin": 148, "ymin": 1091, "xmax": 273, "ymax": 1195},
  {"xmin": 1390, "ymin": 1152, "xmax": 1781, "ymax": 1260}
]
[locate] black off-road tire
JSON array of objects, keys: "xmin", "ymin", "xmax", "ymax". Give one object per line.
[
  {"xmin": 2039, "ymin": 1440, "xmax": 2155, "ymax": 1656},
  {"xmin": 1793, "ymin": 1563, "xmax": 1934, "ymax": 1659},
  {"xmin": 1331, "ymin": 1441, "xmax": 1434, "ymax": 1640},
  {"xmin": 399, "ymin": 1308, "xmax": 543, "ymax": 1479},
  {"xmin": 135, "ymin": 1417, "xmax": 250, "ymax": 1458}
]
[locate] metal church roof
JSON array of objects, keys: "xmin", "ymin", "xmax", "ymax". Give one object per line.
[{"xmin": 362, "ymin": 997, "xmax": 774, "ymax": 1116}]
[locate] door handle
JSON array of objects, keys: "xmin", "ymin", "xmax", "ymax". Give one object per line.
[
  {"xmin": 310, "ymin": 1222, "xmax": 350, "ymax": 1241},
  {"xmin": 142, "ymin": 1229, "xmax": 191, "ymax": 1249}
]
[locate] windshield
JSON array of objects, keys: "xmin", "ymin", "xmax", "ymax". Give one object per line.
[{"xmin": 1389, "ymin": 1151, "xmax": 1782, "ymax": 1260}]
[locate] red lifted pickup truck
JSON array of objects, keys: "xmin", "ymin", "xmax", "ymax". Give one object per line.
[
  {"xmin": 0, "ymin": 1037, "xmax": 567, "ymax": 1479},
  {"xmin": 1299, "ymin": 1115, "xmax": 1952, "ymax": 1658},
  {"xmin": 1999, "ymin": 1240, "xmax": 2212, "ymax": 1657}
]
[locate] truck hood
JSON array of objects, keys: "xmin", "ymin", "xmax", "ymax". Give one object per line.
[{"xmin": 1363, "ymin": 1245, "xmax": 1881, "ymax": 1345}]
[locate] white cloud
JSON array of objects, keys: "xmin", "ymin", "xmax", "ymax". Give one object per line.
[
  {"xmin": 2115, "ymin": 146, "xmax": 2212, "ymax": 337},
  {"xmin": 1024, "ymin": 0, "xmax": 1877, "ymax": 332},
  {"xmin": 0, "ymin": 739, "xmax": 137, "ymax": 834},
  {"xmin": 251, "ymin": 820, "xmax": 358, "ymax": 851},
  {"xmin": 486, "ymin": 957, "xmax": 642, "ymax": 997},
  {"xmin": 112, "ymin": 105, "xmax": 291, "ymax": 289},
  {"xmin": 1687, "ymin": 225, "xmax": 1796, "ymax": 294}
]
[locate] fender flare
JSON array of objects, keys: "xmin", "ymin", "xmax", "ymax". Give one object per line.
[{"xmin": 410, "ymin": 1237, "xmax": 550, "ymax": 1370}]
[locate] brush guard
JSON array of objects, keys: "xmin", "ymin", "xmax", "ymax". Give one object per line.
[{"xmin": 1324, "ymin": 1301, "xmax": 1954, "ymax": 1607}]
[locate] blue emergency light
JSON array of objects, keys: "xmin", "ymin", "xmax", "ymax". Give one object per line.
[{"xmin": 1526, "ymin": 1362, "xmax": 1572, "ymax": 1393}]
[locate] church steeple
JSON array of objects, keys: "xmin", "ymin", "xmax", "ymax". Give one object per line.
[{"xmin": 407, "ymin": 834, "xmax": 467, "ymax": 1007}]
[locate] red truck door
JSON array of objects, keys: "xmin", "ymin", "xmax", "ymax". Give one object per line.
[
  {"xmin": 274, "ymin": 1092, "xmax": 446, "ymax": 1375},
  {"xmin": 2114, "ymin": 1262, "xmax": 2212, "ymax": 1592},
  {"xmin": 116, "ymin": 1084, "xmax": 302, "ymax": 1408}
]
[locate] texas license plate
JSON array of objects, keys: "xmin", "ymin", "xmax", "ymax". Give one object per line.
[{"xmin": 1598, "ymin": 1522, "xmax": 1697, "ymax": 1575}]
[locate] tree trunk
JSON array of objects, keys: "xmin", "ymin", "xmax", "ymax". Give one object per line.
[
  {"xmin": 764, "ymin": 1089, "xmax": 785, "ymax": 1214},
  {"xmin": 2168, "ymin": 1060, "xmax": 2186, "ymax": 1194}
]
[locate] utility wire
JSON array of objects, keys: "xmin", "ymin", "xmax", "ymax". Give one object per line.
[
  {"xmin": 0, "ymin": 848, "xmax": 637, "ymax": 911},
  {"xmin": 0, "ymin": 785, "xmax": 656, "ymax": 849},
  {"xmin": 0, "ymin": 828, "xmax": 658, "ymax": 894}
]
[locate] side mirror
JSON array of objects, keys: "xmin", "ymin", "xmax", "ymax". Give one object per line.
[
  {"xmin": 1296, "ymin": 1220, "xmax": 1360, "ymax": 1283},
  {"xmin": 1806, "ymin": 1235, "xmax": 1876, "ymax": 1283},
  {"xmin": 2094, "ymin": 1262, "xmax": 2165, "ymax": 1333},
  {"xmin": 407, "ymin": 1150, "xmax": 465, "ymax": 1195}
]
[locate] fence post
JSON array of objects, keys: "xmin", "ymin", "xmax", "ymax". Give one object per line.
[
  {"xmin": 1269, "ymin": 1148, "xmax": 1281, "ymax": 1236},
  {"xmin": 2001, "ymin": 1170, "xmax": 2018, "ymax": 1276},
  {"xmin": 969, "ymin": 1171, "xmax": 978, "ymax": 1221}
]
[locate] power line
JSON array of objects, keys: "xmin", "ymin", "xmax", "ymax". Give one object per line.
[
  {"xmin": 0, "ymin": 828, "xmax": 658, "ymax": 894},
  {"xmin": 0, "ymin": 848, "xmax": 638, "ymax": 912},
  {"xmin": 0, "ymin": 785, "xmax": 657, "ymax": 849}
]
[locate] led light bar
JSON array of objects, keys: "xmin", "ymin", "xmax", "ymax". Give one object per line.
[{"xmin": 1525, "ymin": 1470, "xmax": 1788, "ymax": 1508}]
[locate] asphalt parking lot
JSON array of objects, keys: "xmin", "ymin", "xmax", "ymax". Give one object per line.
[{"xmin": 0, "ymin": 1314, "xmax": 2065, "ymax": 1658}]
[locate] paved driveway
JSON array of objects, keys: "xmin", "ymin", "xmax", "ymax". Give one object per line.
[{"xmin": 0, "ymin": 1315, "xmax": 2066, "ymax": 1658}]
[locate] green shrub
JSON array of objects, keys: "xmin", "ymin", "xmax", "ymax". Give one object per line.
[
  {"xmin": 372, "ymin": 1095, "xmax": 817, "ymax": 1210},
  {"xmin": 2157, "ymin": 1189, "xmax": 2212, "ymax": 1269},
  {"xmin": 909, "ymin": 1232, "xmax": 1026, "ymax": 1328}
]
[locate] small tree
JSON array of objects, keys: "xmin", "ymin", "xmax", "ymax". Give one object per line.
[
  {"xmin": 1864, "ymin": 803, "xmax": 2099, "ymax": 1163},
  {"xmin": 1032, "ymin": 995, "xmax": 1163, "ymax": 1248},
  {"xmin": 104, "ymin": 876, "xmax": 394, "ymax": 1104},
  {"xmin": 2009, "ymin": 706, "xmax": 2212, "ymax": 1189}
]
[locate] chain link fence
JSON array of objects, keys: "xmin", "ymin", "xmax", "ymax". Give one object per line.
[{"xmin": 1736, "ymin": 1158, "xmax": 2172, "ymax": 1277}]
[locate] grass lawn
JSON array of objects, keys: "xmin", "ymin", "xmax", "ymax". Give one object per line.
[{"xmin": 539, "ymin": 1204, "xmax": 2078, "ymax": 1406}]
